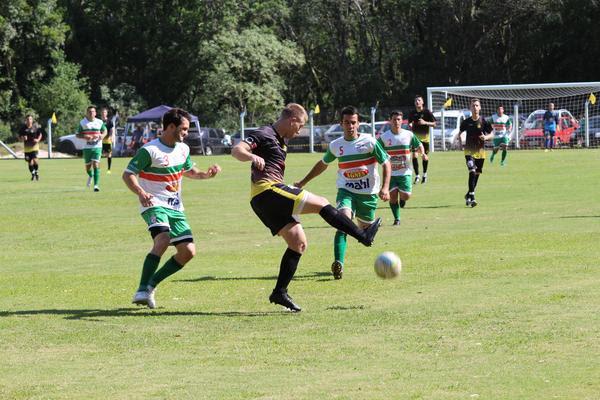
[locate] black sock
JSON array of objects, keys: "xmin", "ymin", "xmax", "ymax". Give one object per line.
[
  {"xmin": 107, "ymin": 157, "xmax": 112, "ymax": 170},
  {"xmin": 319, "ymin": 205, "xmax": 365, "ymax": 242},
  {"xmin": 422, "ymin": 159, "xmax": 428, "ymax": 173},
  {"xmin": 399, "ymin": 199, "xmax": 406, "ymax": 208},
  {"xmin": 28, "ymin": 165, "xmax": 34, "ymax": 173},
  {"xmin": 34, "ymin": 163, "xmax": 39, "ymax": 173},
  {"xmin": 274, "ymin": 248, "xmax": 301, "ymax": 291},
  {"xmin": 473, "ymin": 174, "xmax": 480, "ymax": 192},
  {"xmin": 412, "ymin": 157, "xmax": 419, "ymax": 175},
  {"xmin": 468, "ymin": 173, "xmax": 476, "ymax": 193}
]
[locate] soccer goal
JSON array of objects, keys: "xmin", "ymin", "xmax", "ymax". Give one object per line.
[{"xmin": 426, "ymin": 82, "xmax": 600, "ymax": 151}]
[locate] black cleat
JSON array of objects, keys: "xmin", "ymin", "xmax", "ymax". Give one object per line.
[
  {"xmin": 360, "ymin": 217, "xmax": 382, "ymax": 247},
  {"xmin": 31, "ymin": 174, "xmax": 35, "ymax": 181},
  {"xmin": 399, "ymin": 200, "xmax": 406, "ymax": 208},
  {"xmin": 421, "ymin": 175, "xmax": 427, "ymax": 184},
  {"xmin": 35, "ymin": 172, "xmax": 39, "ymax": 181},
  {"xmin": 331, "ymin": 260, "xmax": 343, "ymax": 280},
  {"xmin": 414, "ymin": 175, "xmax": 421, "ymax": 184},
  {"xmin": 393, "ymin": 219, "xmax": 401, "ymax": 226},
  {"xmin": 269, "ymin": 289, "xmax": 301, "ymax": 312},
  {"xmin": 470, "ymin": 197, "xmax": 478, "ymax": 207},
  {"xmin": 464, "ymin": 193, "xmax": 472, "ymax": 207}
]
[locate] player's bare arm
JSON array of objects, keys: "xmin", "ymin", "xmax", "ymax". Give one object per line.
[
  {"xmin": 379, "ymin": 160, "xmax": 391, "ymax": 202},
  {"xmin": 232, "ymin": 141, "xmax": 265, "ymax": 171},
  {"xmin": 183, "ymin": 164, "xmax": 221, "ymax": 179},
  {"xmin": 294, "ymin": 160, "xmax": 328, "ymax": 188},
  {"xmin": 122, "ymin": 171, "xmax": 154, "ymax": 207}
]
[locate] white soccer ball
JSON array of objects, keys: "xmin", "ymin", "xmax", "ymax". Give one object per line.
[{"xmin": 374, "ymin": 251, "xmax": 402, "ymax": 279}]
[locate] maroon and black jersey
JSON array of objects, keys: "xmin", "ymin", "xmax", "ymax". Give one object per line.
[
  {"xmin": 460, "ymin": 117, "xmax": 493, "ymax": 154},
  {"xmin": 407, "ymin": 109, "xmax": 436, "ymax": 136},
  {"xmin": 243, "ymin": 125, "xmax": 288, "ymax": 188}
]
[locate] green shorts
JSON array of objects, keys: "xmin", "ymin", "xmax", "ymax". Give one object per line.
[
  {"xmin": 141, "ymin": 207, "xmax": 193, "ymax": 244},
  {"xmin": 493, "ymin": 137, "xmax": 510, "ymax": 147},
  {"xmin": 336, "ymin": 188, "xmax": 378, "ymax": 224},
  {"xmin": 389, "ymin": 175, "xmax": 412, "ymax": 194},
  {"xmin": 83, "ymin": 148, "xmax": 102, "ymax": 164}
]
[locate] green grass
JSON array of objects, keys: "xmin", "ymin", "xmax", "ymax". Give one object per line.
[{"xmin": 1, "ymin": 150, "xmax": 599, "ymax": 399}]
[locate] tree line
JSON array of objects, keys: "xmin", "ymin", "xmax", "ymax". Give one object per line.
[{"xmin": 1, "ymin": 0, "xmax": 598, "ymax": 140}]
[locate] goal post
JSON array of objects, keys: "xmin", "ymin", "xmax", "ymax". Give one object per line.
[{"xmin": 426, "ymin": 82, "xmax": 600, "ymax": 151}]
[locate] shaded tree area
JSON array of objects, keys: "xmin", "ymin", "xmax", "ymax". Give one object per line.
[{"xmin": 1, "ymin": 0, "xmax": 599, "ymax": 139}]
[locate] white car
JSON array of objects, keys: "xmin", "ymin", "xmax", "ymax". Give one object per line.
[
  {"xmin": 56, "ymin": 134, "xmax": 88, "ymax": 155},
  {"xmin": 323, "ymin": 122, "xmax": 372, "ymax": 143}
]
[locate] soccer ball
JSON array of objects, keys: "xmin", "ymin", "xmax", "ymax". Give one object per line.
[{"xmin": 374, "ymin": 251, "xmax": 402, "ymax": 279}]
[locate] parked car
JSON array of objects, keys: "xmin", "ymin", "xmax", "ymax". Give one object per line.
[
  {"xmin": 374, "ymin": 120, "xmax": 410, "ymax": 137},
  {"xmin": 571, "ymin": 115, "xmax": 600, "ymax": 147},
  {"xmin": 323, "ymin": 122, "xmax": 372, "ymax": 143},
  {"xmin": 57, "ymin": 127, "xmax": 125, "ymax": 155},
  {"xmin": 520, "ymin": 109, "xmax": 579, "ymax": 148},
  {"xmin": 432, "ymin": 110, "xmax": 471, "ymax": 150},
  {"xmin": 186, "ymin": 127, "xmax": 231, "ymax": 155}
]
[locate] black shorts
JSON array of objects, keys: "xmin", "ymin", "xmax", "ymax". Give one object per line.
[
  {"xmin": 250, "ymin": 183, "xmax": 306, "ymax": 236},
  {"xmin": 102, "ymin": 143, "xmax": 112, "ymax": 153},
  {"xmin": 24, "ymin": 151, "xmax": 38, "ymax": 161},
  {"xmin": 465, "ymin": 155, "xmax": 484, "ymax": 174}
]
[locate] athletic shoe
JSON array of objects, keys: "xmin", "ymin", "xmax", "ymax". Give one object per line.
[
  {"xmin": 470, "ymin": 197, "xmax": 478, "ymax": 207},
  {"xmin": 132, "ymin": 290, "xmax": 149, "ymax": 306},
  {"xmin": 399, "ymin": 200, "xmax": 406, "ymax": 208},
  {"xmin": 107, "ymin": 170, "xmax": 112, "ymax": 175},
  {"xmin": 360, "ymin": 217, "xmax": 382, "ymax": 247},
  {"xmin": 86, "ymin": 176, "xmax": 92, "ymax": 187},
  {"xmin": 421, "ymin": 174, "xmax": 427, "ymax": 184},
  {"xmin": 393, "ymin": 219, "xmax": 401, "ymax": 226},
  {"xmin": 31, "ymin": 174, "xmax": 35, "ymax": 181},
  {"xmin": 35, "ymin": 172, "xmax": 39, "ymax": 181},
  {"xmin": 464, "ymin": 193, "xmax": 472, "ymax": 207},
  {"xmin": 331, "ymin": 260, "xmax": 343, "ymax": 280},
  {"xmin": 269, "ymin": 289, "xmax": 301, "ymax": 312},
  {"xmin": 146, "ymin": 286, "xmax": 156, "ymax": 309},
  {"xmin": 500, "ymin": 160, "xmax": 506, "ymax": 167},
  {"xmin": 414, "ymin": 175, "xmax": 421, "ymax": 184},
  {"xmin": 94, "ymin": 186, "xmax": 100, "ymax": 192}
]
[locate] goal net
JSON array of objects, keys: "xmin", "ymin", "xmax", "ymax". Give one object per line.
[{"xmin": 426, "ymin": 82, "xmax": 600, "ymax": 151}]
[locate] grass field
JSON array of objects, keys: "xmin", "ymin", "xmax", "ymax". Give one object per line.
[{"xmin": 1, "ymin": 150, "xmax": 599, "ymax": 399}]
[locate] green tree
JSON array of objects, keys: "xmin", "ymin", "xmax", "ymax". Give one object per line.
[
  {"xmin": 32, "ymin": 59, "xmax": 90, "ymax": 138},
  {"xmin": 196, "ymin": 27, "xmax": 305, "ymax": 129}
]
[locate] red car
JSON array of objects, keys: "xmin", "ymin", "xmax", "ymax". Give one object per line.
[{"xmin": 520, "ymin": 109, "xmax": 579, "ymax": 148}]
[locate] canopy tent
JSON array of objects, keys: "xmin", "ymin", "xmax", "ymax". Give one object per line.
[{"xmin": 117, "ymin": 105, "xmax": 203, "ymax": 155}]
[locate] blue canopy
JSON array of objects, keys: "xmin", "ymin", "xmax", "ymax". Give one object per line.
[{"xmin": 127, "ymin": 105, "xmax": 199, "ymax": 123}]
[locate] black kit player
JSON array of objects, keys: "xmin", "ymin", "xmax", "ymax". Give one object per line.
[
  {"xmin": 18, "ymin": 115, "xmax": 44, "ymax": 181},
  {"xmin": 231, "ymin": 103, "xmax": 381, "ymax": 312},
  {"xmin": 407, "ymin": 95, "xmax": 436, "ymax": 184},
  {"xmin": 100, "ymin": 107, "xmax": 115, "ymax": 174},
  {"xmin": 456, "ymin": 98, "xmax": 494, "ymax": 207}
]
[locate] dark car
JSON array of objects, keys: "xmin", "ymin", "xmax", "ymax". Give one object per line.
[
  {"xmin": 571, "ymin": 115, "xmax": 600, "ymax": 147},
  {"xmin": 185, "ymin": 127, "xmax": 231, "ymax": 155}
]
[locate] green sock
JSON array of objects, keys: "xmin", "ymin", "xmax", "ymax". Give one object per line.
[
  {"xmin": 138, "ymin": 253, "xmax": 161, "ymax": 291},
  {"xmin": 148, "ymin": 256, "xmax": 183, "ymax": 288},
  {"xmin": 93, "ymin": 168, "xmax": 100, "ymax": 185},
  {"xmin": 501, "ymin": 149, "xmax": 507, "ymax": 162},
  {"xmin": 490, "ymin": 152, "xmax": 496, "ymax": 161},
  {"xmin": 87, "ymin": 169, "xmax": 93, "ymax": 178},
  {"xmin": 334, "ymin": 231, "xmax": 347, "ymax": 264},
  {"xmin": 390, "ymin": 202, "xmax": 400, "ymax": 220}
]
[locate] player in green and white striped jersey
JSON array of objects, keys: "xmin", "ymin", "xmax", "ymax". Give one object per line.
[
  {"xmin": 76, "ymin": 106, "xmax": 107, "ymax": 191},
  {"xmin": 123, "ymin": 108, "xmax": 221, "ymax": 309},
  {"xmin": 378, "ymin": 110, "xmax": 427, "ymax": 225},
  {"xmin": 489, "ymin": 105, "xmax": 513, "ymax": 166},
  {"xmin": 296, "ymin": 106, "xmax": 390, "ymax": 280}
]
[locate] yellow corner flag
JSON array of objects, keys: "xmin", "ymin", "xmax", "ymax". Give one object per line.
[
  {"xmin": 314, "ymin": 104, "xmax": 320, "ymax": 114},
  {"xmin": 51, "ymin": 112, "xmax": 57, "ymax": 124},
  {"xmin": 443, "ymin": 98, "xmax": 453, "ymax": 108},
  {"xmin": 589, "ymin": 93, "xmax": 596, "ymax": 105}
]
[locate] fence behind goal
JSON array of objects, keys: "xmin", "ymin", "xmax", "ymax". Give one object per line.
[{"xmin": 426, "ymin": 82, "xmax": 600, "ymax": 151}]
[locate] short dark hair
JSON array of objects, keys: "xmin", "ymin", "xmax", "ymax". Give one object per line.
[
  {"xmin": 390, "ymin": 110, "xmax": 403, "ymax": 119},
  {"xmin": 87, "ymin": 105, "xmax": 96, "ymax": 112},
  {"xmin": 471, "ymin": 98, "xmax": 481, "ymax": 105},
  {"xmin": 162, "ymin": 108, "xmax": 191, "ymax": 130},
  {"xmin": 340, "ymin": 106, "xmax": 359, "ymax": 120},
  {"xmin": 414, "ymin": 95, "xmax": 423, "ymax": 100}
]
